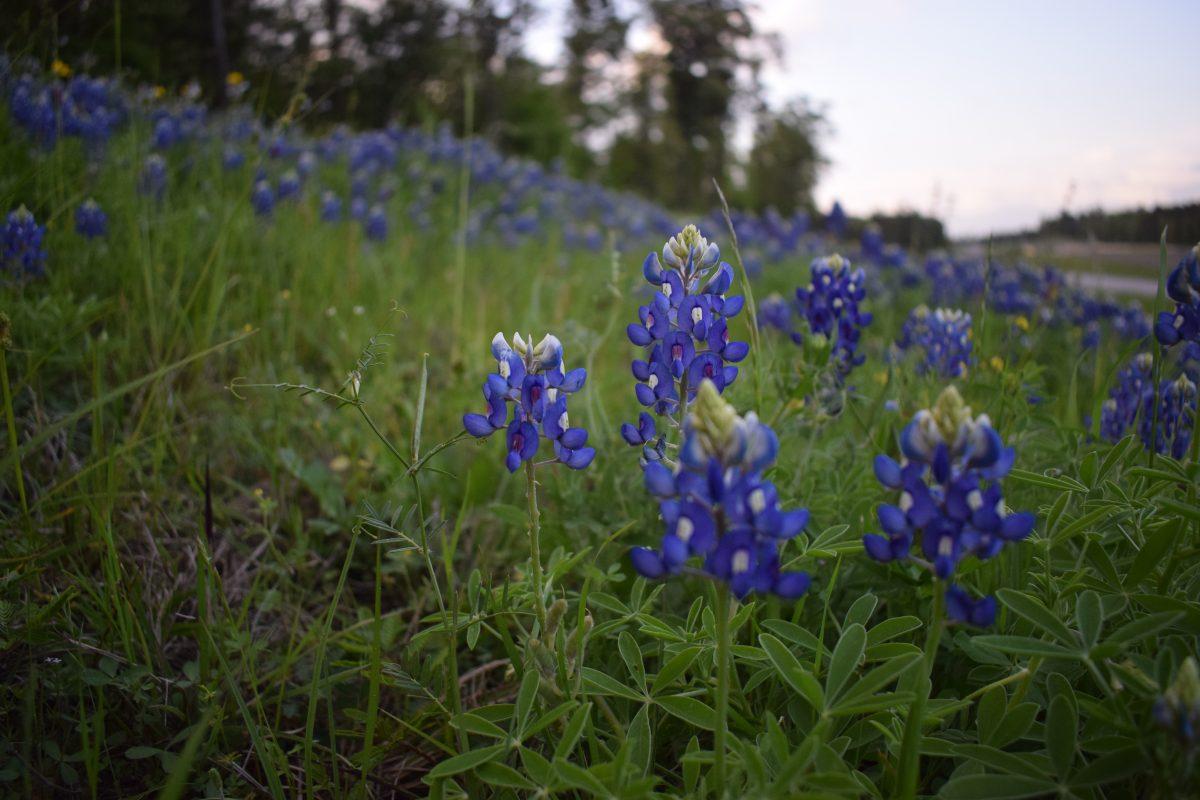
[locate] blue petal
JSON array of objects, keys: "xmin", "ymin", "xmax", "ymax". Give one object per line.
[
  {"xmin": 773, "ymin": 571, "xmax": 810, "ymax": 599},
  {"xmin": 463, "ymin": 413, "xmax": 495, "ymax": 437},
  {"xmin": 873, "ymin": 455, "xmax": 902, "ymax": 489},
  {"xmin": 863, "ymin": 534, "xmax": 893, "ymax": 562},
  {"xmin": 644, "ymin": 462, "xmax": 676, "ymax": 497},
  {"xmin": 630, "ymin": 547, "xmax": 665, "ymax": 578}
]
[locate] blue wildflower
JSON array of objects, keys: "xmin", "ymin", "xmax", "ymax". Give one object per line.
[
  {"xmin": 277, "ymin": 169, "xmax": 302, "ymax": 201},
  {"xmin": 1139, "ymin": 373, "xmax": 1197, "ymax": 460},
  {"xmin": 139, "ymin": 155, "xmax": 167, "ymax": 199},
  {"xmin": 624, "ymin": 225, "xmax": 747, "ymax": 426},
  {"xmin": 364, "ymin": 205, "xmax": 388, "ymax": 241},
  {"xmin": 862, "ymin": 386, "xmax": 1034, "ymax": 626},
  {"xmin": 463, "ymin": 332, "xmax": 594, "ymax": 472},
  {"xmin": 250, "ymin": 179, "xmax": 275, "ymax": 217},
  {"xmin": 74, "ymin": 199, "xmax": 108, "ymax": 239},
  {"xmin": 1155, "ymin": 245, "xmax": 1200, "ymax": 349},
  {"xmin": 825, "ymin": 200, "xmax": 847, "ymax": 238},
  {"xmin": 320, "ymin": 191, "xmax": 342, "ymax": 222},
  {"xmin": 791, "ymin": 254, "xmax": 872, "ymax": 378},
  {"xmin": 1100, "ymin": 354, "xmax": 1153, "ymax": 443},
  {"xmin": 895, "ymin": 306, "xmax": 973, "ymax": 379},
  {"xmin": 1154, "ymin": 656, "xmax": 1200, "ymax": 746},
  {"xmin": 222, "ymin": 145, "xmax": 245, "ymax": 170},
  {"xmin": 2, "ymin": 206, "xmax": 48, "ymax": 279},
  {"xmin": 630, "ymin": 381, "xmax": 810, "ymax": 599}
]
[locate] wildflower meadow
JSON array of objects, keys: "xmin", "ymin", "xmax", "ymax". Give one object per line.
[{"xmin": 2, "ymin": 47, "xmax": 1199, "ymax": 800}]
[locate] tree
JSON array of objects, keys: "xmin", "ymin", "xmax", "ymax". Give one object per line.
[{"xmin": 745, "ymin": 100, "xmax": 827, "ymax": 214}]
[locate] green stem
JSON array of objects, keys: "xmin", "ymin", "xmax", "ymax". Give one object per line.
[
  {"xmin": 896, "ymin": 582, "xmax": 945, "ymax": 800},
  {"xmin": 713, "ymin": 584, "xmax": 732, "ymax": 798},
  {"xmin": 0, "ymin": 348, "xmax": 29, "ymax": 526},
  {"xmin": 525, "ymin": 459, "xmax": 547, "ymax": 633}
]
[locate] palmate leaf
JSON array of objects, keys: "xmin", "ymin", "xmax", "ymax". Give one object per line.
[
  {"xmin": 824, "ymin": 623, "xmax": 867, "ymax": 702},
  {"xmin": 424, "ymin": 744, "xmax": 506, "ymax": 781},
  {"xmin": 973, "ymin": 635, "xmax": 1079, "ymax": 659}
]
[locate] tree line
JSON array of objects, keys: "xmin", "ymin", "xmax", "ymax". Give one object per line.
[{"xmin": 8, "ymin": 0, "xmax": 829, "ymax": 216}]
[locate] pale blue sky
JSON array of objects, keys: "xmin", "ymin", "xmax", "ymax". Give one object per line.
[{"xmin": 525, "ymin": 0, "xmax": 1200, "ymax": 236}]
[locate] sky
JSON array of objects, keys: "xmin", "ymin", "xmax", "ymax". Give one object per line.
[{"xmin": 524, "ymin": 0, "xmax": 1200, "ymax": 237}]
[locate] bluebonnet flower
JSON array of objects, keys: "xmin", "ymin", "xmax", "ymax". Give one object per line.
[
  {"xmin": 364, "ymin": 205, "xmax": 388, "ymax": 241},
  {"xmin": 1139, "ymin": 373, "xmax": 1197, "ymax": 460},
  {"xmin": 1154, "ymin": 656, "xmax": 1200, "ymax": 746},
  {"xmin": 895, "ymin": 306, "xmax": 973, "ymax": 379},
  {"xmin": 320, "ymin": 191, "xmax": 342, "ymax": 222},
  {"xmin": 463, "ymin": 332, "xmax": 595, "ymax": 472},
  {"xmin": 2, "ymin": 206, "xmax": 48, "ymax": 279},
  {"xmin": 1100, "ymin": 353, "xmax": 1153, "ymax": 443},
  {"xmin": 277, "ymin": 169, "xmax": 301, "ymax": 201},
  {"xmin": 1155, "ymin": 245, "xmax": 1200, "ymax": 349},
  {"xmin": 630, "ymin": 381, "xmax": 811, "ymax": 599},
  {"xmin": 825, "ymin": 201, "xmax": 847, "ymax": 238},
  {"xmin": 138, "ymin": 155, "xmax": 167, "ymax": 199},
  {"xmin": 757, "ymin": 293, "xmax": 792, "ymax": 334},
  {"xmin": 791, "ymin": 254, "xmax": 872, "ymax": 377},
  {"xmin": 625, "ymin": 225, "xmax": 747, "ymax": 421},
  {"xmin": 74, "ymin": 199, "xmax": 108, "ymax": 239},
  {"xmin": 222, "ymin": 145, "xmax": 245, "ymax": 170},
  {"xmin": 250, "ymin": 179, "xmax": 275, "ymax": 217},
  {"xmin": 862, "ymin": 386, "xmax": 1035, "ymax": 627}
]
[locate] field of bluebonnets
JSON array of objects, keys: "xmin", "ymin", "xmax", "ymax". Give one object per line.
[{"xmin": 2, "ymin": 61, "xmax": 1199, "ymax": 800}]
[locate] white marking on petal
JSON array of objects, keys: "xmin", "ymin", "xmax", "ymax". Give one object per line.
[
  {"xmin": 558, "ymin": 410, "xmax": 568, "ymax": 431},
  {"xmin": 499, "ymin": 360, "xmax": 510, "ymax": 379},
  {"xmin": 691, "ymin": 306, "xmax": 703, "ymax": 324},
  {"xmin": 677, "ymin": 517, "xmax": 694, "ymax": 542},
  {"xmin": 967, "ymin": 490, "xmax": 983, "ymax": 511},
  {"xmin": 731, "ymin": 550, "xmax": 750, "ymax": 574},
  {"xmin": 899, "ymin": 492, "xmax": 914, "ymax": 512},
  {"xmin": 648, "ymin": 374, "xmax": 659, "ymax": 390},
  {"xmin": 749, "ymin": 489, "xmax": 766, "ymax": 514}
]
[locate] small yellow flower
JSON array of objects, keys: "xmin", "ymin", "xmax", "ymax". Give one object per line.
[
  {"xmin": 329, "ymin": 455, "xmax": 351, "ymax": 473},
  {"xmin": 51, "ymin": 59, "xmax": 72, "ymax": 78},
  {"xmin": 242, "ymin": 323, "xmax": 253, "ymax": 333},
  {"xmin": 280, "ymin": 289, "xmax": 291, "ymax": 301},
  {"xmin": 253, "ymin": 487, "xmax": 264, "ymax": 499},
  {"xmin": 153, "ymin": 85, "xmax": 166, "ymax": 99},
  {"xmin": 226, "ymin": 71, "xmax": 244, "ymax": 86},
  {"xmin": 1015, "ymin": 316, "xmax": 1030, "ymax": 332},
  {"xmin": 873, "ymin": 370, "xmax": 889, "ymax": 385}
]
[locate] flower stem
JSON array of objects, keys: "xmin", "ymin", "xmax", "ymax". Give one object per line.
[
  {"xmin": 525, "ymin": 459, "xmax": 547, "ymax": 633},
  {"xmin": 713, "ymin": 583, "xmax": 732, "ymax": 798},
  {"xmin": 896, "ymin": 582, "xmax": 945, "ymax": 800}
]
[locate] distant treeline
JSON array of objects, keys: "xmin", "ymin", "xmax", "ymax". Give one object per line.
[
  {"xmin": 993, "ymin": 203, "xmax": 1200, "ymax": 245},
  {"xmin": 6, "ymin": 0, "xmax": 830, "ymax": 217}
]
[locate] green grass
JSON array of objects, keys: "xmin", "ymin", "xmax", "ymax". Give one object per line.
[{"xmin": 1, "ymin": 108, "xmax": 1198, "ymax": 799}]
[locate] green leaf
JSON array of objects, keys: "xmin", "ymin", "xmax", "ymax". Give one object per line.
[
  {"xmin": 618, "ymin": 631, "xmax": 646, "ymax": 693},
  {"xmin": 940, "ymin": 773, "xmax": 1059, "ymax": 799},
  {"xmin": 759, "ymin": 633, "xmax": 824, "ymax": 711},
  {"xmin": 475, "ymin": 762, "xmax": 535, "ymax": 790},
  {"xmin": 1160, "ymin": 497, "xmax": 1200, "ymax": 522},
  {"xmin": 843, "ymin": 593, "xmax": 877, "ymax": 628},
  {"xmin": 553, "ymin": 703, "xmax": 591, "ymax": 761},
  {"xmin": 553, "ymin": 758, "xmax": 609, "ymax": 794},
  {"xmin": 976, "ymin": 686, "xmax": 1005, "ymax": 745},
  {"xmin": 450, "ymin": 712, "xmax": 507, "ymax": 739},
  {"xmin": 833, "ymin": 652, "xmax": 921, "ymax": 711},
  {"xmin": 581, "ymin": 667, "xmax": 644, "ymax": 701},
  {"xmin": 826, "ymin": 690, "xmax": 914, "ymax": 716},
  {"xmin": 656, "ymin": 694, "xmax": 717, "ymax": 730},
  {"xmin": 1008, "ymin": 468, "xmax": 1087, "ymax": 493},
  {"xmin": 996, "ymin": 589, "xmax": 1077, "ymax": 647},
  {"xmin": 825, "ymin": 623, "xmax": 866, "ymax": 702},
  {"xmin": 515, "ymin": 669, "xmax": 540, "ymax": 735},
  {"xmin": 651, "ymin": 647, "xmax": 701, "ymax": 696},
  {"xmin": 953, "ymin": 744, "xmax": 1050, "ymax": 779},
  {"xmin": 990, "ymin": 702, "xmax": 1039, "ymax": 749},
  {"xmin": 1104, "ymin": 611, "xmax": 1182, "ymax": 646},
  {"xmin": 1069, "ymin": 746, "xmax": 1148, "ymax": 787},
  {"xmin": 1125, "ymin": 523, "xmax": 1181, "ymax": 587},
  {"xmin": 865, "ymin": 615, "xmax": 922, "ymax": 646},
  {"xmin": 125, "ymin": 746, "xmax": 160, "ymax": 760},
  {"xmin": 626, "ymin": 703, "xmax": 652, "ymax": 776},
  {"xmin": 1045, "ymin": 695, "xmax": 1076, "ymax": 777},
  {"xmin": 1075, "ymin": 591, "xmax": 1102, "ymax": 650},
  {"xmin": 974, "ymin": 635, "xmax": 1076, "ymax": 659},
  {"xmin": 424, "ymin": 744, "xmax": 506, "ymax": 781}
]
